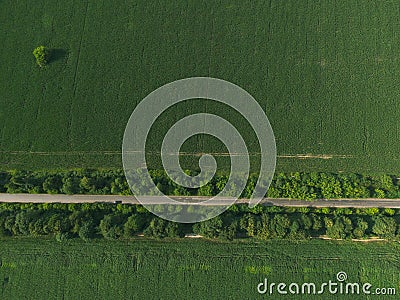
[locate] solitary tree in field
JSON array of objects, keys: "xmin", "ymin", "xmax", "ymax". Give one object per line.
[{"xmin": 33, "ymin": 46, "xmax": 49, "ymax": 67}]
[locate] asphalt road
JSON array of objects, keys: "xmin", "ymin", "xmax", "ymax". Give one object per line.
[{"xmin": 0, "ymin": 193, "xmax": 400, "ymax": 208}]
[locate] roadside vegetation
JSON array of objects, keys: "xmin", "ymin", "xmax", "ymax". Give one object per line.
[
  {"xmin": 1, "ymin": 169, "xmax": 400, "ymax": 199},
  {"xmin": 0, "ymin": 202, "xmax": 399, "ymax": 242}
]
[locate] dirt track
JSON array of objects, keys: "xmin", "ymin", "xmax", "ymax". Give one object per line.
[{"xmin": 0, "ymin": 193, "xmax": 400, "ymax": 208}]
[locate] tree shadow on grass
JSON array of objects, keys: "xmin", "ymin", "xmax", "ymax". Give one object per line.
[{"xmin": 49, "ymin": 48, "xmax": 68, "ymax": 64}]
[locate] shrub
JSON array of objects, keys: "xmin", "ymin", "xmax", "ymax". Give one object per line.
[{"xmin": 33, "ymin": 46, "xmax": 50, "ymax": 67}]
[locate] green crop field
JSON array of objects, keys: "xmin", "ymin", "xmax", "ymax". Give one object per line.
[
  {"xmin": 2, "ymin": 0, "xmax": 400, "ymax": 172},
  {"xmin": 0, "ymin": 238, "xmax": 398, "ymax": 299}
]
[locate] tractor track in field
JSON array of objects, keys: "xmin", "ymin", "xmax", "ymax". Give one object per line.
[
  {"xmin": 71, "ymin": 0, "xmax": 89, "ymax": 98},
  {"xmin": 68, "ymin": 0, "xmax": 89, "ymax": 149}
]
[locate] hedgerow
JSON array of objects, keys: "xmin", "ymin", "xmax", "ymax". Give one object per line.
[
  {"xmin": 1, "ymin": 169, "xmax": 400, "ymax": 199},
  {"xmin": 0, "ymin": 203, "xmax": 399, "ymax": 241}
]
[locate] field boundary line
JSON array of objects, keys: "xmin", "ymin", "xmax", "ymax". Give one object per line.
[{"xmin": 0, "ymin": 150, "xmax": 357, "ymax": 159}]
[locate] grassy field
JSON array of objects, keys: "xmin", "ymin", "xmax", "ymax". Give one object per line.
[
  {"xmin": 2, "ymin": 0, "xmax": 400, "ymax": 172},
  {"xmin": 0, "ymin": 238, "xmax": 398, "ymax": 299}
]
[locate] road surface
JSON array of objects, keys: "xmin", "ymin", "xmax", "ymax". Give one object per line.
[{"xmin": 0, "ymin": 193, "xmax": 400, "ymax": 208}]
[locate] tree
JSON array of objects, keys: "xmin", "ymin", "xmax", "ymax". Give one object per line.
[
  {"xmin": 79, "ymin": 220, "xmax": 96, "ymax": 241},
  {"xmin": 353, "ymin": 218, "xmax": 368, "ymax": 239},
  {"xmin": 310, "ymin": 213, "xmax": 323, "ymax": 232},
  {"xmin": 269, "ymin": 214, "xmax": 290, "ymax": 239},
  {"xmin": 55, "ymin": 232, "xmax": 72, "ymax": 243},
  {"xmin": 374, "ymin": 189, "xmax": 385, "ymax": 198},
  {"xmin": 372, "ymin": 216, "xmax": 397, "ymax": 239},
  {"xmin": 99, "ymin": 214, "xmax": 124, "ymax": 239},
  {"xmin": 45, "ymin": 213, "xmax": 65, "ymax": 234},
  {"xmin": 220, "ymin": 221, "xmax": 238, "ymax": 241},
  {"xmin": 79, "ymin": 176, "xmax": 93, "ymax": 193},
  {"xmin": 341, "ymin": 216, "xmax": 354, "ymax": 238},
  {"xmin": 192, "ymin": 216, "xmax": 223, "ymax": 238},
  {"xmin": 301, "ymin": 214, "xmax": 312, "ymax": 230},
  {"xmin": 42, "ymin": 175, "xmax": 63, "ymax": 194},
  {"xmin": 288, "ymin": 220, "xmax": 307, "ymax": 239},
  {"xmin": 33, "ymin": 46, "xmax": 50, "ymax": 67},
  {"xmin": 69, "ymin": 210, "xmax": 89, "ymax": 234},
  {"xmin": 384, "ymin": 208, "xmax": 395, "ymax": 216},
  {"xmin": 197, "ymin": 183, "xmax": 214, "ymax": 196},
  {"xmin": 165, "ymin": 222, "xmax": 184, "ymax": 238},
  {"xmin": 3, "ymin": 215, "xmax": 16, "ymax": 236},
  {"xmin": 123, "ymin": 214, "xmax": 145, "ymax": 237},
  {"xmin": 325, "ymin": 216, "xmax": 353, "ymax": 239},
  {"xmin": 256, "ymin": 213, "xmax": 271, "ymax": 240},
  {"xmin": 62, "ymin": 176, "xmax": 80, "ymax": 195},
  {"xmin": 325, "ymin": 219, "xmax": 344, "ymax": 239},
  {"xmin": 14, "ymin": 210, "xmax": 42, "ymax": 235},
  {"xmin": 144, "ymin": 218, "xmax": 162, "ymax": 237},
  {"xmin": 239, "ymin": 214, "xmax": 257, "ymax": 237},
  {"xmin": 143, "ymin": 218, "xmax": 172, "ymax": 238}
]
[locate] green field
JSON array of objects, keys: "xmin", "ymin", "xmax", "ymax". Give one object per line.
[
  {"xmin": 0, "ymin": 238, "xmax": 397, "ymax": 299},
  {"xmin": 2, "ymin": 0, "xmax": 400, "ymax": 172}
]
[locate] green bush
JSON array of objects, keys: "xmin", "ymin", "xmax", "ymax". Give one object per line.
[{"xmin": 33, "ymin": 46, "xmax": 50, "ymax": 67}]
